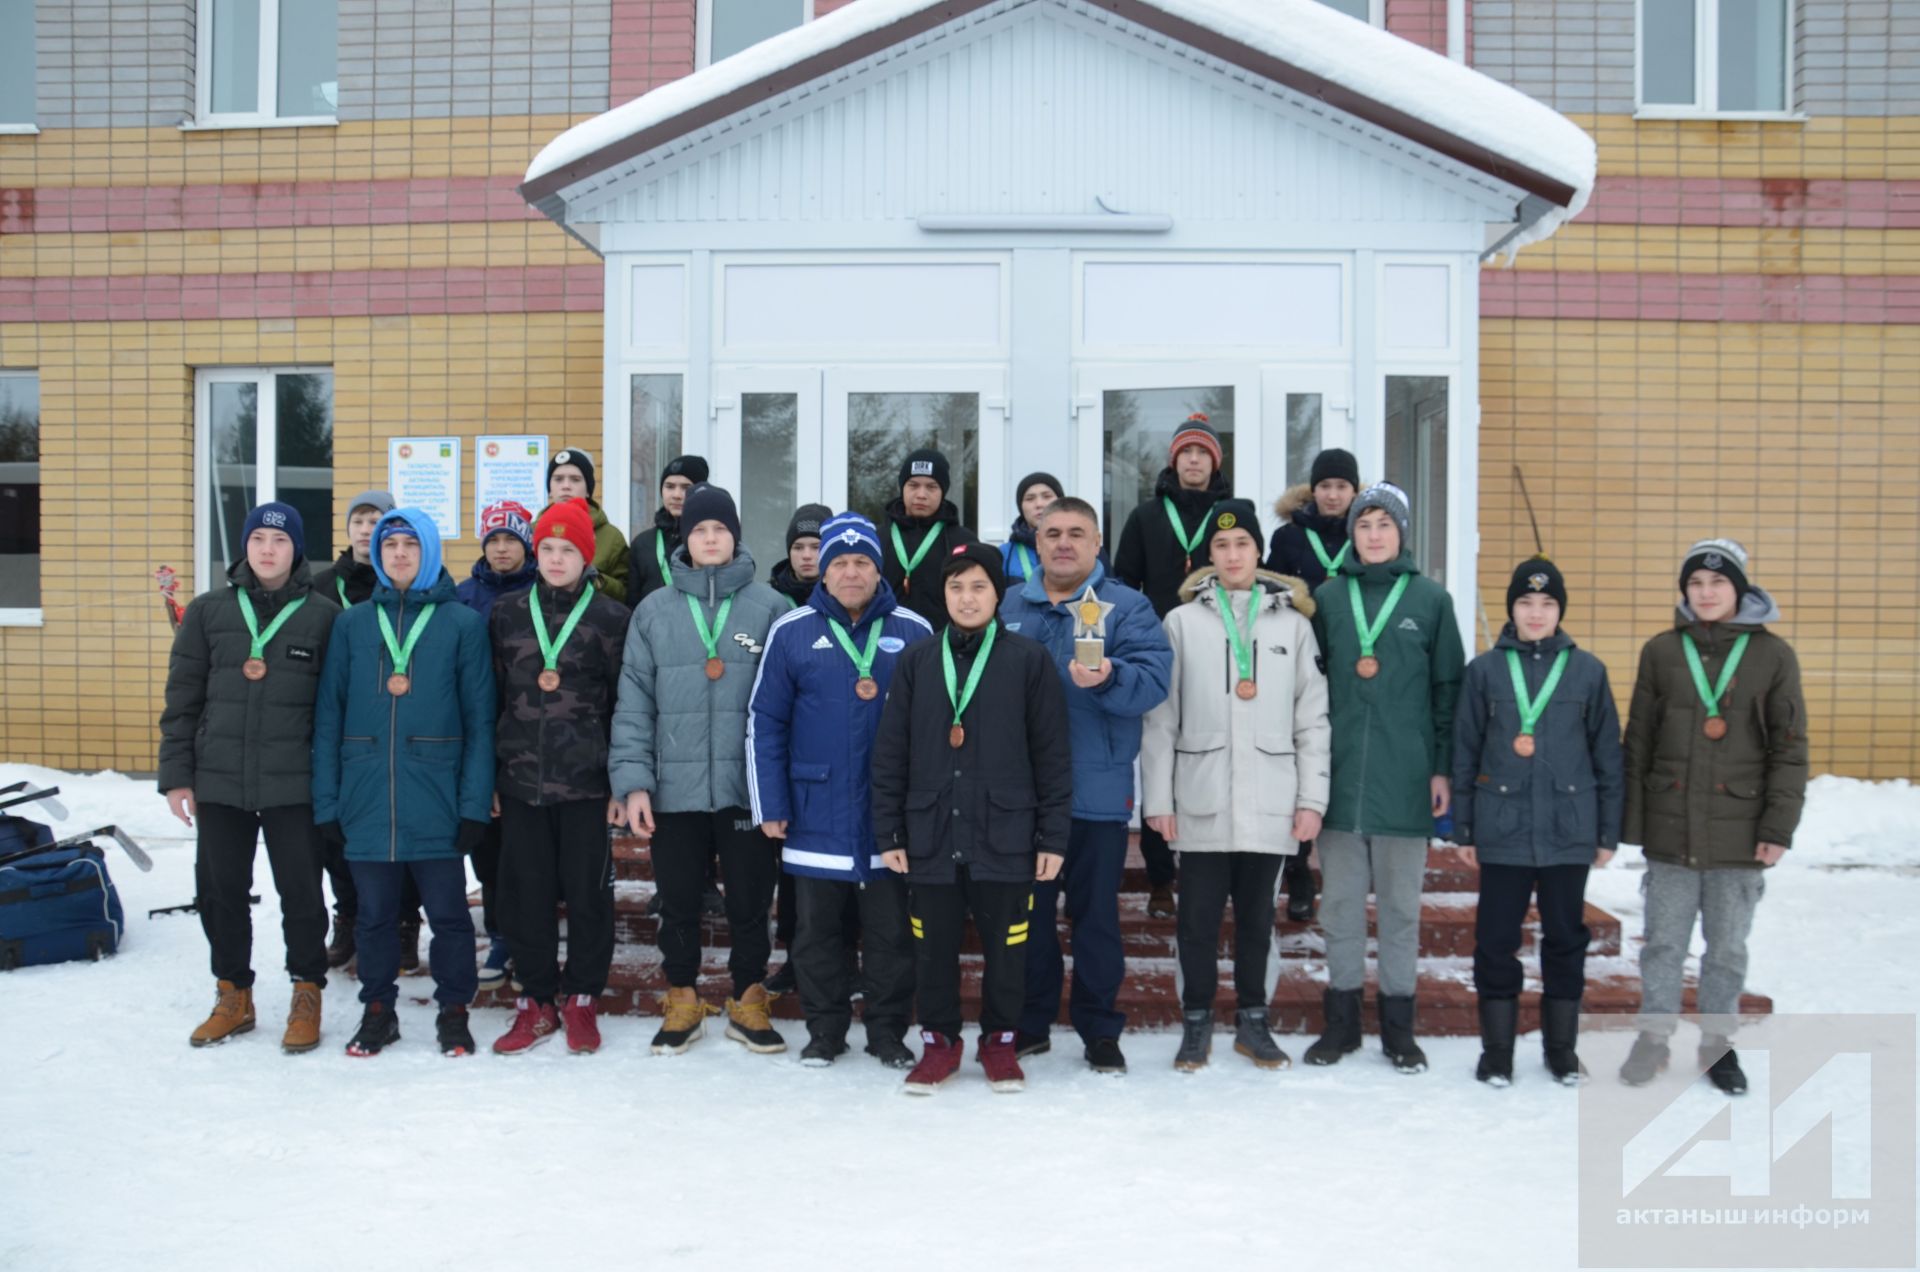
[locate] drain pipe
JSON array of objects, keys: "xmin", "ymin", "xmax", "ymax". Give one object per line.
[{"xmin": 1447, "ymin": 0, "xmax": 1466, "ymax": 61}]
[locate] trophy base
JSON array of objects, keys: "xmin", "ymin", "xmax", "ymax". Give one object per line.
[{"xmin": 1074, "ymin": 638, "xmax": 1105, "ymax": 670}]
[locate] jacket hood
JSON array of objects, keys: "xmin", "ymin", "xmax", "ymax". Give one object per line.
[
  {"xmin": 468, "ymin": 554, "xmax": 539, "ymax": 590},
  {"xmin": 1493, "ymin": 623, "xmax": 1575, "ymax": 655},
  {"xmin": 1677, "ymin": 583, "xmax": 1781, "ymax": 629},
  {"xmin": 587, "ymin": 499, "xmax": 610, "ymax": 530},
  {"xmin": 1336, "ymin": 547, "xmax": 1421, "ymax": 581},
  {"xmin": 370, "ymin": 507, "xmax": 445, "ymax": 596},
  {"xmin": 770, "ymin": 559, "xmax": 818, "ymax": 604},
  {"xmin": 885, "ymin": 496, "xmax": 964, "ymax": 531},
  {"xmin": 227, "ymin": 555, "xmax": 316, "ymax": 599},
  {"xmin": 1274, "ymin": 482, "xmax": 1359, "ymax": 530},
  {"xmin": 651, "ymin": 505, "xmax": 679, "ymax": 537},
  {"xmin": 670, "ymin": 543, "xmax": 760, "ymax": 603},
  {"xmin": 1008, "ymin": 517, "xmax": 1037, "ymax": 548},
  {"xmin": 808, "ymin": 575, "xmax": 901, "ymax": 628},
  {"xmin": 1178, "ymin": 566, "xmax": 1315, "ymax": 617},
  {"xmin": 1153, "ymin": 466, "xmax": 1230, "ymax": 505}
]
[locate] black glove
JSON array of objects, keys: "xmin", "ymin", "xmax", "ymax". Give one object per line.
[
  {"xmin": 316, "ymin": 821, "xmax": 346, "ymax": 849},
  {"xmin": 457, "ymin": 819, "xmax": 490, "ymax": 854}
]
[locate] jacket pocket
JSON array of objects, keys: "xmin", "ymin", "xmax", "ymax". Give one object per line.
[
  {"xmin": 401, "ymin": 737, "xmax": 461, "ymax": 840},
  {"xmin": 1553, "ymin": 777, "xmax": 1599, "ymax": 849},
  {"xmin": 790, "ymin": 762, "xmax": 831, "ymax": 835},
  {"xmin": 1643, "ymin": 766, "xmax": 1686, "ymax": 821},
  {"xmin": 1253, "ymin": 738, "xmax": 1299, "ymax": 821},
  {"xmin": 1477, "ymin": 780, "xmax": 1527, "ymax": 842},
  {"xmin": 1173, "ymin": 733, "xmax": 1228, "ymax": 816},
  {"xmin": 904, "ymin": 789, "xmax": 943, "ymax": 858},
  {"xmin": 1709, "ymin": 773, "xmax": 1765, "ymax": 821},
  {"xmin": 986, "ymin": 786, "xmax": 1038, "ymax": 859}
]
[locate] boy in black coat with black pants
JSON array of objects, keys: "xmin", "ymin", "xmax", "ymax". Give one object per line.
[
  {"xmin": 872, "ymin": 543, "xmax": 1072, "ymax": 1094},
  {"xmin": 879, "ymin": 448, "xmax": 978, "ymax": 631}
]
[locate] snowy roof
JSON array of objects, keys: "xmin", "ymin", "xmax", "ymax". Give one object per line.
[{"xmin": 522, "ymin": 0, "xmax": 1595, "ymax": 250}]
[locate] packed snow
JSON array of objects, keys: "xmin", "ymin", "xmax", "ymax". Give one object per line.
[{"xmin": 2, "ymin": 765, "xmax": 1911, "ymax": 1272}]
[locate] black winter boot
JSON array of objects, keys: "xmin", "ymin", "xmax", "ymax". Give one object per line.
[
  {"xmin": 1476, "ymin": 996, "xmax": 1517, "ymax": 1087},
  {"xmin": 1700, "ymin": 1037, "xmax": 1748, "ymax": 1095},
  {"xmin": 326, "ymin": 918, "xmax": 356, "ymax": 969},
  {"xmin": 1378, "ymin": 995, "xmax": 1428, "ymax": 1074},
  {"xmin": 1173, "ymin": 1008, "xmax": 1212, "ymax": 1072},
  {"xmin": 1233, "ymin": 1007, "xmax": 1289, "ymax": 1070},
  {"xmin": 397, "ymin": 914, "xmax": 423, "ymax": 975},
  {"xmin": 345, "ymin": 1001, "xmax": 400, "ymax": 1057},
  {"xmin": 1541, "ymin": 996, "xmax": 1587, "ymax": 1085},
  {"xmin": 1284, "ymin": 850, "xmax": 1317, "ymax": 923},
  {"xmin": 1304, "ymin": 988, "xmax": 1363, "ymax": 1065},
  {"xmin": 864, "ymin": 1026, "xmax": 914, "ymax": 1070},
  {"xmin": 800, "ymin": 1025, "xmax": 848, "ymax": 1068},
  {"xmin": 436, "ymin": 1005, "xmax": 476, "ymax": 1057},
  {"xmin": 1618, "ymin": 1032, "xmax": 1670, "ymax": 1086}
]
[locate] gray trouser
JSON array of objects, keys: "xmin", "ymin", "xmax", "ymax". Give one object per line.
[
  {"xmin": 1318, "ymin": 830, "xmax": 1427, "ymax": 998},
  {"xmin": 1637, "ymin": 859, "xmax": 1765, "ymax": 1039}
]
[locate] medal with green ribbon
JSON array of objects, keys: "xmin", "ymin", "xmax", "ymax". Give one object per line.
[
  {"xmin": 1013, "ymin": 543, "xmax": 1037, "ymax": 581},
  {"xmin": 828, "ymin": 617, "xmax": 885, "ymax": 701},
  {"xmin": 1347, "ymin": 573, "xmax": 1410, "ymax": 680},
  {"xmin": 941, "ymin": 620, "xmax": 998, "ymax": 748},
  {"xmin": 890, "ymin": 523, "xmax": 939, "ymax": 595},
  {"xmin": 1163, "ymin": 496, "xmax": 1207, "ymax": 572},
  {"xmin": 1504, "ymin": 648, "xmax": 1570, "ymax": 758},
  {"xmin": 687, "ymin": 593, "xmax": 735, "ymax": 681},
  {"xmin": 1214, "ymin": 583, "xmax": 1264, "ymax": 700},
  {"xmin": 1306, "ymin": 529, "xmax": 1349, "ymax": 580},
  {"xmin": 655, "ymin": 533, "xmax": 672, "ymax": 587},
  {"xmin": 236, "ymin": 590, "xmax": 306, "ymax": 681},
  {"xmin": 531, "ymin": 587, "xmax": 595, "ymax": 693},
  {"xmin": 1682, "ymin": 631, "xmax": 1749, "ymax": 741},
  {"xmin": 335, "ymin": 577, "xmax": 352, "ymax": 608},
  {"xmin": 376, "ymin": 603, "xmax": 437, "ymax": 696}
]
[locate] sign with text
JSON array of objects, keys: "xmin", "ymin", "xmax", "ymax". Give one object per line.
[
  {"xmin": 388, "ymin": 437, "xmax": 462, "ymax": 540},
  {"xmin": 473, "ymin": 435, "xmax": 549, "ymax": 533}
]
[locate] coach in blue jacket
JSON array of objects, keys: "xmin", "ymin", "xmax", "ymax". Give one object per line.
[
  {"xmin": 748, "ymin": 512, "xmax": 933, "ymax": 1067},
  {"xmin": 998, "ymin": 495, "xmax": 1171, "ymax": 1073},
  {"xmin": 312, "ymin": 507, "xmax": 495, "ymax": 1058}
]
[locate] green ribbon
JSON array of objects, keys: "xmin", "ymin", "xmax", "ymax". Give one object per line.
[
  {"xmin": 531, "ymin": 586, "xmax": 596, "ymax": 671},
  {"xmin": 890, "ymin": 523, "xmax": 940, "ymax": 578},
  {"xmin": 1347, "ymin": 573, "xmax": 1411, "ymax": 659},
  {"xmin": 1013, "ymin": 543, "xmax": 1037, "ymax": 580},
  {"xmin": 335, "ymin": 577, "xmax": 351, "ymax": 608},
  {"xmin": 376, "ymin": 604, "xmax": 437, "ymax": 676},
  {"xmin": 686, "ymin": 592, "xmax": 735, "ymax": 662},
  {"xmin": 655, "ymin": 533, "xmax": 671, "ymax": 586},
  {"xmin": 941, "ymin": 621, "xmax": 998, "ymax": 728},
  {"xmin": 1505, "ymin": 648, "xmax": 1571, "ymax": 738},
  {"xmin": 827, "ymin": 617, "xmax": 883, "ymax": 681},
  {"xmin": 236, "ymin": 590, "xmax": 306, "ymax": 661},
  {"xmin": 1214, "ymin": 583, "xmax": 1263, "ymax": 684},
  {"xmin": 1681, "ymin": 631, "xmax": 1750, "ymax": 722},
  {"xmin": 1306, "ymin": 529, "xmax": 1350, "ymax": 578},
  {"xmin": 1162, "ymin": 496, "xmax": 1207, "ymax": 560}
]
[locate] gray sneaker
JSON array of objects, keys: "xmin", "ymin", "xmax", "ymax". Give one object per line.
[
  {"xmin": 1618, "ymin": 1032, "xmax": 1670, "ymax": 1086},
  {"xmin": 1233, "ymin": 1007, "xmax": 1290, "ymax": 1070},
  {"xmin": 1173, "ymin": 1008, "xmax": 1212, "ymax": 1072}
]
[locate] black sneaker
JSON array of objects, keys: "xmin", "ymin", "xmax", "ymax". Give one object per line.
[
  {"xmin": 345, "ymin": 1001, "xmax": 400, "ymax": 1057},
  {"xmin": 1618, "ymin": 1033, "xmax": 1670, "ymax": 1086},
  {"xmin": 1084, "ymin": 1036, "xmax": 1127, "ymax": 1074},
  {"xmin": 1701, "ymin": 1042, "xmax": 1748, "ymax": 1095},
  {"xmin": 326, "ymin": 921, "xmax": 356, "ymax": 969},
  {"xmin": 764, "ymin": 960, "xmax": 797, "ymax": 997},
  {"xmin": 398, "ymin": 916, "xmax": 423, "ymax": 975},
  {"xmin": 1013, "ymin": 1030, "xmax": 1051, "ymax": 1060},
  {"xmin": 800, "ymin": 1033, "xmax": 848, "ymax": 1068},
  {"xmin": 646, "ymin": 890, "xmax": 663, "ymax": 918},
  {"xmin": 865, "ymin": 1029, "xmax": 915, "ymax": 1069},
  {"xmin": 436, "ymin": 1005, "xmax": 476, "ymax": 1057},
  {"xmin": 701, "ymin": 884, "xmax": 726, "ymax": 918}
]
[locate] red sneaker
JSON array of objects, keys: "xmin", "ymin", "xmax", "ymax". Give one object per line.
[
  {"xmin": 492, "ymin": 998, "xmax": 559, "ymax": 1056},
  {"xmin": 903, "ymin": 1030, "xmax": 964, "ymax": 1095},
  {"xmin": 978, "ymin": 1030, "xmax": 1026, "ymax": 1093},
  {"xmin": 562, "ymin": 994, "xmax": 602, "ymax": 1055}
]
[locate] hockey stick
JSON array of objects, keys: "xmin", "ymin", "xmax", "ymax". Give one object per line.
[
  {"xmin": 149, "ymin": 895, "xmax": 260, "ymax": 918},
  {"xmin": 1510, "ymin": 464, "xmax": 1547, "ymax": 556},
  {"xmin": 0, "ymin": 825, "xmax": 153, "ymax": 873},
  {"xmin": 0, "ymin": 785, "xmax": 69, "ymax": 821}
]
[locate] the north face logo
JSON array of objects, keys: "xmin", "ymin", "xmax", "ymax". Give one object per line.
[
  {"xmin": 910, "ymin": 461, "xmax": 934, "ymax": 476},
  {"xmin": 261, "ymin": 510, "xmax": 288, "ymax": 528},
  {"xmin": 1268, "ymin": 643, "xmax": 1287, "ymax": 655},
  {"xmin": 1398, "ymin": 617, "xmax": 1420, "ymax": 631}
]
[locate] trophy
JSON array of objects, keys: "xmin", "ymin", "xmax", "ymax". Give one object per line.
[{"xmin": 1072, "ymin": 584, "xmax": 1115, "ymax": 670}]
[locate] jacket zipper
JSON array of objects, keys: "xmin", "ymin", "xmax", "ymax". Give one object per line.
[{"xmin": 388, "ymin": 593, "xmax": 404, "ymax": 863}]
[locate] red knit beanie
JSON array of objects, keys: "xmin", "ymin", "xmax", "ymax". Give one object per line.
[
  {"xmin": 1168, "ymin": 413, "xmax": 1223, "ymax": 470},
  {"xmin": 533, "ymin": 498, "xmax": 597, "ymax": 566}
]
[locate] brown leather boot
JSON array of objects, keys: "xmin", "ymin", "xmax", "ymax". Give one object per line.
[
  {"xmin": 282, "ymin": 981, "xmax": 323, "ymax": 1054},
  {"xmin": 190, "ymin": 980, "xmax": 256, "ymax": 1047}
]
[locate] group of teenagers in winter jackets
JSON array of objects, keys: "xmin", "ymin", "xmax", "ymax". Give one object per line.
[{"xmin": 157, "ymin": 416, "xmax": 1808, "ymax": 1096}]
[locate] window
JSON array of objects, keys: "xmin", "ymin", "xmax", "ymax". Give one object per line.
[
  {"xmin": 1315, "ymin": 0, "xmax": 1384, "ymax": 23},
  {"xmin": 0, "ymin": 373, "xmax": 39, "ymax": 619},
  {"xmin": 0, "ymin": 0, "xmax": 33, "ymax": 128},
  {"xmin": 628, "ymin": 373, "xmax": 685, "ymax": 537},
  {"xmin": 1102, "ymin": 388, "xmax": 1235, "ymax": 543},
  {"xmin": 1383, "ymin": 376, "xmax": 1449, "ymax": 584},
  {"xmin": 195, "ymin": 0, "xmax": 337, "ymax": 126},
  {"xmin": 197, "ymin": 369, "xmax": 333, "ymax": 591},
  {"xmin": 1639, "ymin": 0, "xmax": 1792, "ymax": 116},
  {"xmin": 700, "ymin": 0, "xmax": 811, "ymax": 68}
]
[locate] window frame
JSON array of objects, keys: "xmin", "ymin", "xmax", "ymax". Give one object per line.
[
  {"xmin": 0, "ymin": 369, "xmax": 41, "ymax": 626},
  {"xmin": 1635, "ymin": 0, "xmax": 1801, "ymax": 121},
  {"xmin": 193, "ymin": 366, "xmax": 334, "ymax": 595},
  {"xmin": 191, "ymin": 0, "xmax": 338, "ymax": 131},
  {"xmin": 696, "ymin": 0, "xmax": 816, "ymax": 70},
  {"xmin": 0, "ymin": 0, "xmax": 36, "ymax": 131}
]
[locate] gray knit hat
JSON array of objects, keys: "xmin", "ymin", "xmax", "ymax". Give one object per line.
[{"xmin": 1347, "ymin": 481, "xmax": 1411, "ymax": 543}]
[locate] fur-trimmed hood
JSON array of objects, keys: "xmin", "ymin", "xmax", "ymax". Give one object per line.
[
  {"xmin": 1177, "ymin": 566, "xmax": 1315, "ymax": 617},
  {"xmin": 1274, "ymin": 481, "xmax": 1367, "ymax": 525}
]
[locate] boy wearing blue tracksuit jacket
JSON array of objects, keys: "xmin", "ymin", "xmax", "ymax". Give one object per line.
[
  {"xmin": 747, "ymin": 512, "xmax": 934, "ymax": 1067},
  {"xmin": 997, "ymin": 495, "xmax": 1171, "ymax": 1074}
]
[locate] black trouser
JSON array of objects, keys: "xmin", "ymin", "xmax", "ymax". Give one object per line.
[
  {"xmin": 194, "ymin": 801, "xmax": 329, "ymax": 989},
  {"xmin": 350, "ymin": 857, "xmax": 475, "ymax": 1008},
  {"xmin": 322, "ymin": 837, "xmax": 357, "ymax": 925},
  {"xmin": 775, "ymin": 863, "xmax": 860, "ymax": 951},
  {"xmin": 652, "ymin": 808, "xmax": 777, "ymax": 997},
  {"xmin": 1474, "ymin": 862, "xmax": 1592, "ymax": 1000},
  {"xmin": 911, "ymin": 869, "xmax": 1031, "ymax": 1039},
  {"xmin": 793, "ymin": 873, "xmax": 914, "ymax": 1043},
  {"xmin": 1139, "ymin": 822, "xmax": 1177, "ymax": 888},
  {"xmin": 472, "ymin": 818, "xmax": 505, "ymax": 939},
  {"xmin": 497, "ymin": 795, "xmax": 615, "ymax": 1003},
  {"xmin": 1176, "ymin": 851, "xmax": 1283, "ymax": 1011}
]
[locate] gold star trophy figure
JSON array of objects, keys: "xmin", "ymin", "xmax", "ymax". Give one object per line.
[{"xmin": 1072, "ymin": 585, "xmax": 1115, "ymax": 670}]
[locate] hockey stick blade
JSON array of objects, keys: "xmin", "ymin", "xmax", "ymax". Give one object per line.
[{"xmin": 0, "ymin": 825, "xmax": 153, "ymax": 872}]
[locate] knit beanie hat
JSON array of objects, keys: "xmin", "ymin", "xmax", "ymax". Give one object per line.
[
  {"xmin": 1348, "ymin": 481, "xmax": 1411, "ymax": 543},
  {"xmin": 787, "ymin": 503, "xmax": 833, "ymax": 551},
  {"xmin": 1506, "ymin": 555, "xmax": 1567, "ymax": 620},
  {"xmin": 1168, "ymin": 413, "xmax": 1223, "ymax": 471},
  {"xmin": 1679, "ymin": 537, "xmax": 1750, "ymax": 602},
  {"xmin": 478, "ymin": 500, "xmax": 535, "ymax": 554},
  {"xmin": 1015, "ymin": 471, "xmax": 1064, "ymax": 512},
  {"xmin": 818, "ymin": 512, "xmax": 883, "ymax": 572},
  {"xmin": 1309, "ymin": 448, "xmax": 1360, "ymax": 490},
  {"xmin": 242, "ymin": 501, "xmax": 306, "ymax": 564},
  {"xmin": 1206, "ymin": 498, "xmax": 1262, "ymax": 551},
  {"xmin": 548, "ymin": 447, "xmax": 597, "ymax": 498},
  {"xmin": 942, "ymin": 541, "xmax": 1007, "ymax": 599},
  {"xmin": 344, "ymin": 489, "xmax": 395, "ymax": 533},
  {"xmin": 663, "ymin": 454, "xmax": 709, "ymax": 489},
  {"xmin": 680, "ymin": 483, "xmax": 742, "ymax": 545},
  {"xmin": 899, "ymin": 448, "xmax": 951, "ymax": 496},
  {"xmin": 533, "ymin": 498, "xmax": 597, "ymax": 566}
]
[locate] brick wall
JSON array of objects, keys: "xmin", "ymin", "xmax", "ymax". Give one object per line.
[
  {"xmin": 33, "ymin": 0, "xmax": 196, "ymax": 128},
  {"xmin": 337, "ymin": 0, "xmax": 612, "ymax": 120}
]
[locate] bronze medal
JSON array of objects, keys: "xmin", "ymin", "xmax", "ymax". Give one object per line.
[
  {"xmin": 854, "ymin": 676, "xmax": 879, "ymax": 701},
  {"xmin": 1513, "ymin": 734, "xmax": 1536, "ymax": 758},
  {"xmin": 705, "ymin": 657, "xmax": 725, "ymax": 681},
  {"xmin": 1356, "ymin": 656, "xmax": 1380, "ymax": 680},
  {"xmin": 1703, "ymin": 716, "xmax": 1729, "ymax": 740},
  {"xmin": 387, "ymin": 673, "xmax": 411, "ymax": 696},
  {"xmin": 242, "ymin": 657, "xmax": 267, "ymax": 681},
  {"xmin": 1235, "ymin": 679, "xmax": 1257, "ymax": 701},
  {"xmin": 949, "ymin": 724, "xmax": 965, "ymax": 749},
  {"xmin": 537, "ymin": 668, "xmax": 561, "ymax": 693}
]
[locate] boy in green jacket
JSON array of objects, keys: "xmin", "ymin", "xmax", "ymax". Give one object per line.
[{"xmin": 1305, "ymin": 482, "xmax": 1464, "ymax": 1074}]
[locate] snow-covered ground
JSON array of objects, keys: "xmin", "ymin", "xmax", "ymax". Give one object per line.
[{"xmin": 2, "ymin": 764, "xmax": 1913, "ymax": 1272}]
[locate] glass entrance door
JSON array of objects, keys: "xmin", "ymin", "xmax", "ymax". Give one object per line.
[
  {"xmin": 824, "ymin": 367, "xmax": 1008, "ymax": 535},
  {"xmin": 710, "ymin": 368, "xmax": 823, "ymax": 580},
  {"xmin": 1074, "ymin": 364, "xmax": 1261, "ymax": 541}
]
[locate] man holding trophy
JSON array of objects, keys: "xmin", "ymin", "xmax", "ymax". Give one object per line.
[{"xmin": 998, "ymin": 496, "xmax": 1172, "ymax": 1074}]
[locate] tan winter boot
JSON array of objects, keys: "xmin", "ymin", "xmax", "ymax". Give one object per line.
[
  {"xmin": 190, "ymin": 980, "xmax": 256, "ymax": 1047},
  {"xmin": 282, "ymin": 981, "xmax": 323, "ymax": 1054},
  {"xmin": 724, "ymin": 982, "xmax": 788, "ymax": 1054},
  {"xmin": 651, "ymin": 986, "xmax": 712, "ymax": 1055}
]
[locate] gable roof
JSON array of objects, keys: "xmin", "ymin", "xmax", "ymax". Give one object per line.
[{"xmin": 522, "ymin": 0, "xmax": 1595, "ymax": 251}]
